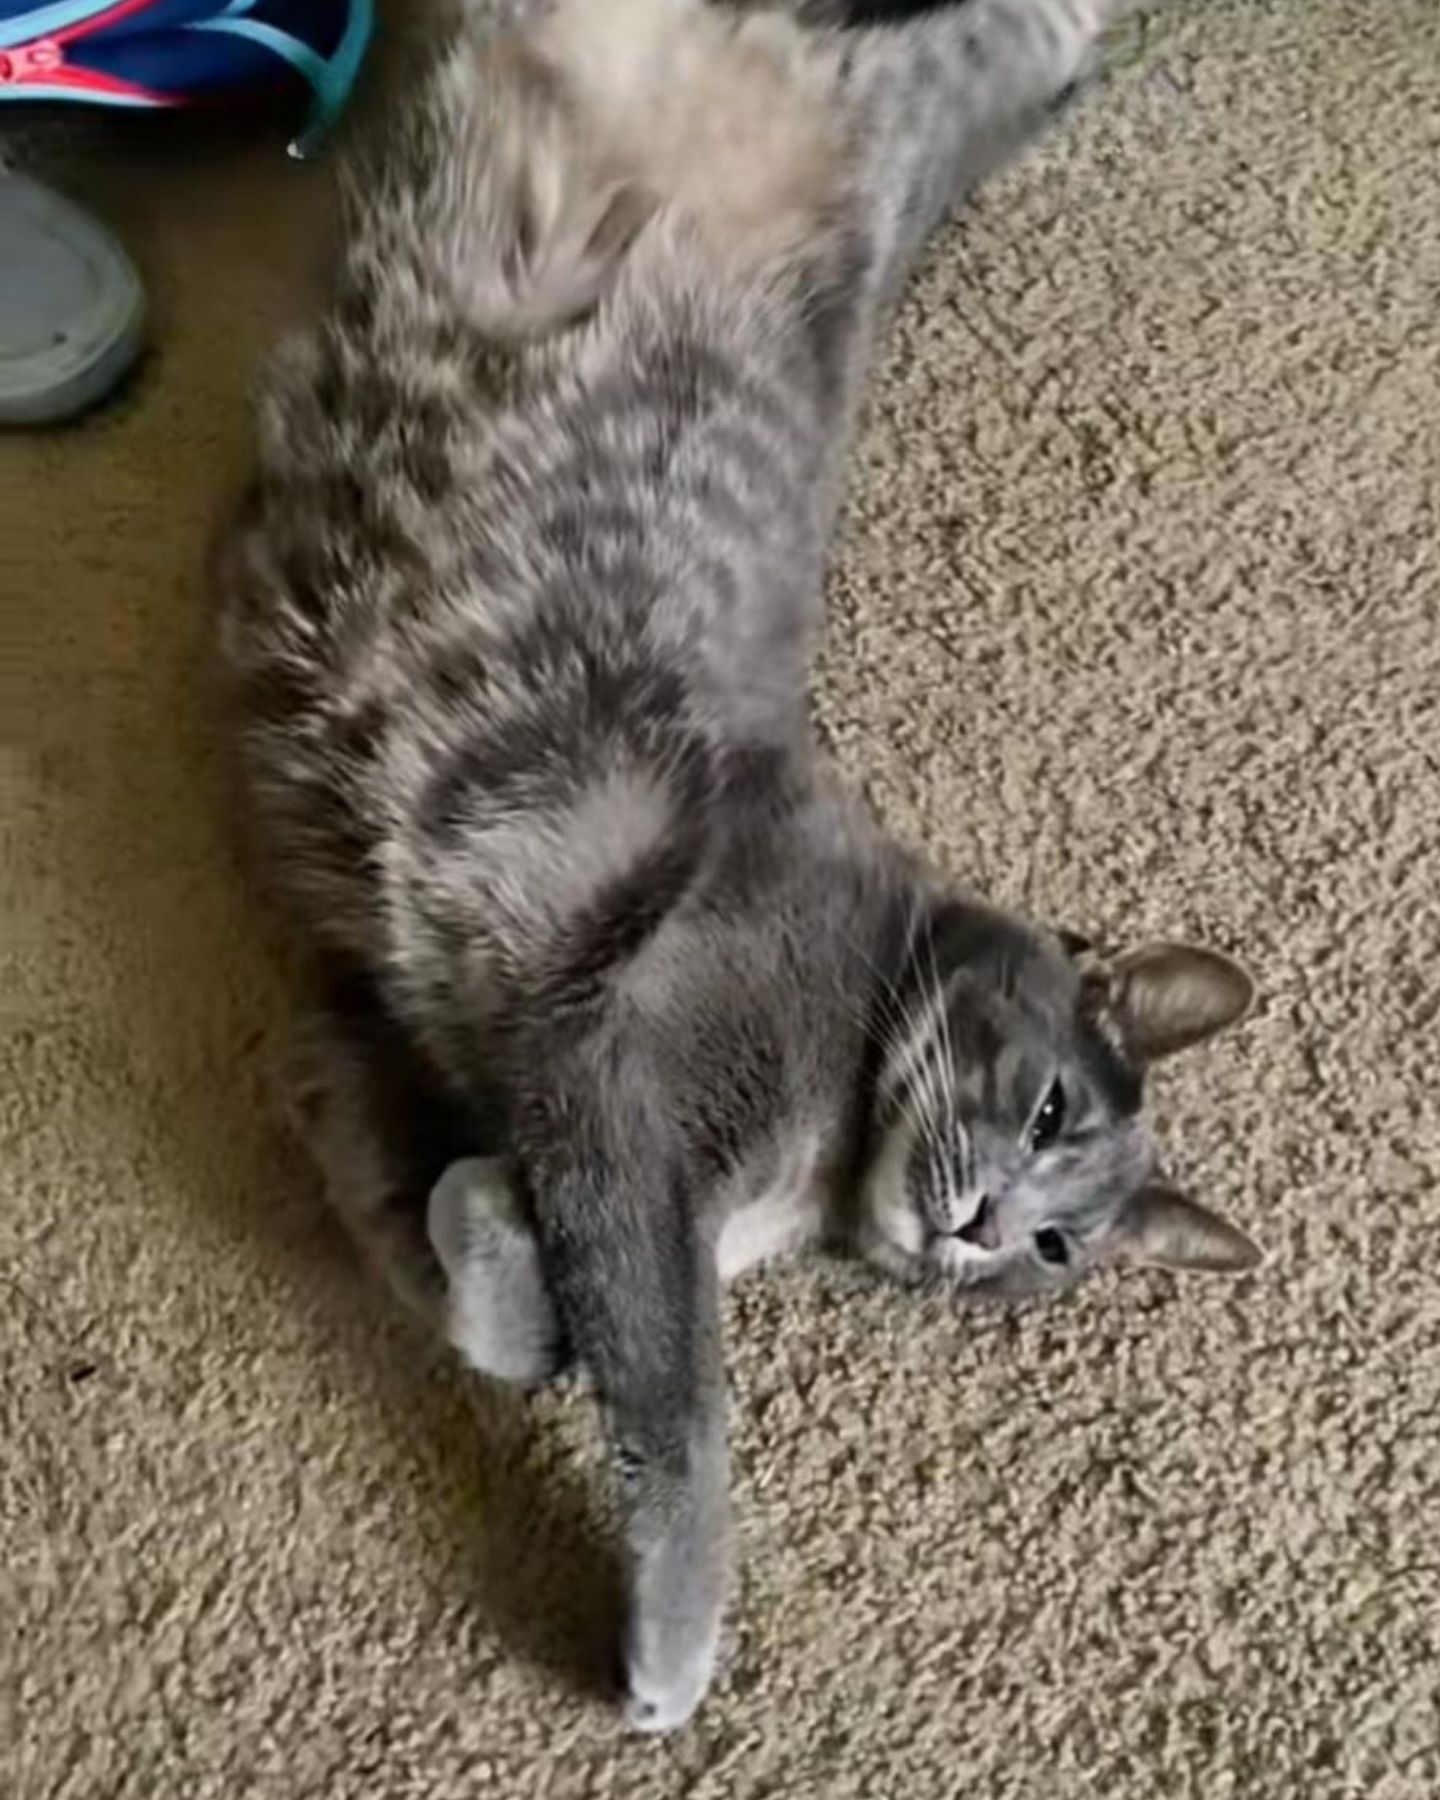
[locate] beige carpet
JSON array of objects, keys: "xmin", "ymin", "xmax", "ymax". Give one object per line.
[{"xmin": 5, "ymin": 2, "xmax": 1439, "ymax": 1794}]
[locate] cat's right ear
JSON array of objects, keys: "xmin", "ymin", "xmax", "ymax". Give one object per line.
[{"xmin": 1112, "ymin": 1182, "xmax": 1262, "ymax": 1275}]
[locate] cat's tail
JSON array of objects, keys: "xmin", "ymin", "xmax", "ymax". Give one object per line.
[{"xmin": 343, "ymin": 0, "xmax": 850, "ymax": 346}]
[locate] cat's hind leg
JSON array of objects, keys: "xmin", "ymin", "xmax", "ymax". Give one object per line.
[
  {"xmin": 284, "ymin": 1001, "xmax": 446, "ymax": 1323},
  {"xmin": 284, "ymin": 993, "xmax": 566, "ymax": 1387}
]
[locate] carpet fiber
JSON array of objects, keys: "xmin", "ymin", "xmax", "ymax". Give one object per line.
[{"xmin": 4, "ymin": 2, "xmax": 1438, "ymax": 1794}]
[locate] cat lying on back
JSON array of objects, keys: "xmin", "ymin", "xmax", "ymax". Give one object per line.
[{"xmin": 216, "ymin": 0, "xmax": 1256, "ymax": 1733}]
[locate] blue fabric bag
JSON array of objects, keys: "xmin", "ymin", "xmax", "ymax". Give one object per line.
[{"xmin": 0, "ymin": 0, "xmax": 372, "ymax": 144}]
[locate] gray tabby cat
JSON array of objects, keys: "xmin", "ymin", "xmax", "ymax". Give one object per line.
[{"xmin": 215, "ymin": 0, "xmax": 1258, "ymax": 1732}]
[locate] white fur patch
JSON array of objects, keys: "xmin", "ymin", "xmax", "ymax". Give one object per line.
[
  {"xmin": 855, "ymin": 1114, "xmax": 926, "ymax": 1273},
  {"xmin": 538, "ymin": 0, "xmax": 844, "ymax": 268},
  {"xmin": 714, "ymin": 1129, "xmax": 826, "ymax": 1282}
]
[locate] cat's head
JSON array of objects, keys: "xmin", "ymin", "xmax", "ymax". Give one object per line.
[{"xmin": 857, "ymin": 899, "xmax": 1259, "ymax": 1298}]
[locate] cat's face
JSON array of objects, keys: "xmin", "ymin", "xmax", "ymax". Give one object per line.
[{"xmin": 858, "ymin": 902, "xmax": 1259, "ymax": 1298}]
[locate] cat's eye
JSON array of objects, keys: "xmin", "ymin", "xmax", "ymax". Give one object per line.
[
  {"xmin": 1029, "ymin": 1079, "xmax": 1066, "ymax": 1152},
  {"xmin": 1034, "ymin": 1228, "xmax": 1069, "ymax": 1267}
]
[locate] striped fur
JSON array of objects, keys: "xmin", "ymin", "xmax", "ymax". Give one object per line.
[{"xmin": 215, "ymin": 0, "xmax": 1250, "ymax": 1732}]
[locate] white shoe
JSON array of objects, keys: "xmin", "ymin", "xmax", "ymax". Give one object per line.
[{"xmin": 0, "ymin": 173, "xmax": 146, "ymax": 426}]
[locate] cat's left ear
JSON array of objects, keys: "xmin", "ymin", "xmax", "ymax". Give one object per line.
[
  {"xmin": 1112, "ymin": 1182, "xmax": 1261, "ymax": 1275},
  {"xmin": 1086, "ymin": 942, "xmax": 1254, "ymax": 1063}
]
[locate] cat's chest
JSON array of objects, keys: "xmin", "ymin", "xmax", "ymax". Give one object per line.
[{"xmin": 713, "ymin": 1128, "xmax": 830, "ymax": 1284}]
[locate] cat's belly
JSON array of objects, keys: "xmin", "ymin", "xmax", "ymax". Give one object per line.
[{"xmin": 714, "ymin": 1130, "xmax": 828, "ymax": 1283}]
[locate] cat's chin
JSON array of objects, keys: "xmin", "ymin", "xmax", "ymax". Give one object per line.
[
  {"xmin": 927, "ymin": 1233, "xmax": 1002, "ymax": 1286},
  {"xmin": 853, "ymin": 1219, "xmax": 1001, "ymax": 1292}
]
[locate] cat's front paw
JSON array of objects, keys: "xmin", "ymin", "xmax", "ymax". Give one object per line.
[
  {"xmin": 621, "ymin": 1616, "xmax": 721, "ymax": 1734},
  {"xmin": 427, "ymin": 1157, "xmax": 565, "ymax": 1387}
]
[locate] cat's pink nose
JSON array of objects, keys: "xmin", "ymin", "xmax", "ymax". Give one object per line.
[{"xmin": 954, "ymin": 1194, "xmax": 1000, "ymax": 1250}]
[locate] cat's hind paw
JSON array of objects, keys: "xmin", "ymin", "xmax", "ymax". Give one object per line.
[{"xmin": 427, "ymin": 1157, "xmax": 566, "ymax": 1387}]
